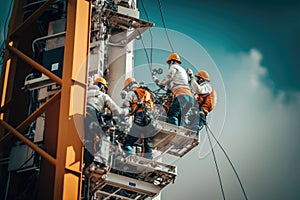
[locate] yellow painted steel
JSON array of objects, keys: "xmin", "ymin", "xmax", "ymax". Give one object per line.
[
  {"xmin": 0, "ymin": 91, "xmax": 61, "ymax": 144},
  {"xmin": 10, "ymin": 0, "xmax": 55, "ymax": 39},
  {"xmin": 7, "ymin": 45, "xmax": 63, "ymax": 85},
  {"xmin": 52, "ymin": 0, "xmax": 91, "ymax": 199},
  {"xmin": 0, "ymin": 59, "xmax": 11, "ymax": 120},
  {"xmin": 0, "ymin": 120, "xmax": 57, "ymax": 166},
  {"xmin": 0, "ymin": 0, "xmax": 90, "ymax": 199}
]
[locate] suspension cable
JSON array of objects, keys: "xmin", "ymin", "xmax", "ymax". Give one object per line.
[
  {"xmin": 140, "ymin": 0, "xmax": 153, "ymax": 66},
  {"xmin": 157, "ymin": 0, "xmax": 175, "ymax": 52},
  {"xmin": 205, "ymin": 125, "xmax": 226, "ymax": 200},
  {"xmin": 137, "ymin": 30, "xmax": 152, "ymax": 73},
  {"xmin": 205, "ymin": 124, "xmax": 249, "ymax": 200}
]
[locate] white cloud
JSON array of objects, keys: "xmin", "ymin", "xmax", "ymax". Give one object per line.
[
  {"xmin": 247, "ymin": 49, "xmax": 267, "ymax": 88},
  {"xmin": 224, "ymin": 50, "xmax": 300, "ymax": 199},
  {"xmin": 249, "ymin": 49, "xmax": 262, "ymax": 61},
  {"xmin": 221, "ymin": 49, "xmax": 300, "ymax": 199}
]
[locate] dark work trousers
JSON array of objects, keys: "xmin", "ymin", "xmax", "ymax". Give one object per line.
[
  {"xmin": 167, "ymin": 94, "xmax": 194, "ymax": 126},
  {"xmin": 123, "ymin": 134, "xmax": 153, "ymax": 160},
  {"xmin": 123, "ymin": 119, "xmax": 154, "ymax": 160},
  {"xmin": 198, "ymin": 111, "xmax": 207, "ymax": 132},
  {"xmin": 84, "ymin": 107, "xmax": 104, "ymax": 169}
]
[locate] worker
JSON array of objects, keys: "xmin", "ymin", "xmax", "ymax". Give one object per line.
[
  {"xmin": 152, "ymin": 53, "xmax": 194, "ymax": 127},
  {"xmin": 122, "ymin": 77, "xmax": 155, "ymax": 160},
  {"xmin": 84, "ymin": 77, "xmax": 129, "ymax": 172},
  {"xmin": 186, "ymin": 69, "xmax": 216, "ymax": 132}
]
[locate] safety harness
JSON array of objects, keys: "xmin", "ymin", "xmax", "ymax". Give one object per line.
[
  {"xmin": 199, "ymin": 95, "xmax": 208, "ymax": 113},
  {"xmin": 130, "ymin": 87, "xmax": 153, "ymax": 127}
]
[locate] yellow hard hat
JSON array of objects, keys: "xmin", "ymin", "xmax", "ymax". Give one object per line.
[
  {"xmin": 195, "ymin": 70, "xmax": 210, "ymax": 81},
  {"xmin": 94, "ymin": 77, "xmax": 108, "ymax": 89},
  {"xmin": 123, "ymin": 77, "xmax": 136, "ymax": 89},
  {"xmin": 166, "ymin": 53, "xmax": 181, "ymax": 64}
]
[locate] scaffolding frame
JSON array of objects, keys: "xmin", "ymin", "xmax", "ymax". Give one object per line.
[{"xmin": 0, "ymin": 0, "xmax": 92, "ymax": 199}]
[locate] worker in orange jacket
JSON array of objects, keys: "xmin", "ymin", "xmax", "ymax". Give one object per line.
[
  {"xmin": 122, "ymin": 77, "xmax": 155, "ymax": 160},
  {"xmin": 187, "ymin": 69, "xmax": 217, "ymax": 132}
]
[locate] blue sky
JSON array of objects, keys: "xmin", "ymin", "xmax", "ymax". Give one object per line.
[
  {"xmin": 139, "ymin": 0, "xmax": 300, "ymax": 93},
  {"xmin": 0, "ymin": 0, "xmax": 13, "ymax": 66},
  {"xmin": 1, "ymin": 0, "xmax": 300, "ymax": 199}
]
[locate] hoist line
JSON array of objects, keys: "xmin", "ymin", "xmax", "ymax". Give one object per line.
[
  {"xmin": 137, "ymin": 30, "xmax": 153, "ymax": 74},
  {"xmin": 157, "ymin": 0, "xmax": 175, "ymax": 52},
  {"xmin": 140, "ymin": 0, "xmax": 153, "ymax": 67},
  {"xmin": 205, "ymin": 125, "xmax": 226, "ymax": 200},
  {"xmin": 205, "ymin": 124, "xmax": 249, "ymax": 200}
]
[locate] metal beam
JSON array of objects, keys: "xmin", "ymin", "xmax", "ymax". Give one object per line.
[
  {"xmin": 0, "ymin": 91, "xmax": 61, "ymax": 145},
  {"xmin": 51, "ymin": 0, "xmax": 91, "ymax": 199},
  {"xmin": 7, "ymin": 45, "xmax": 63, "ymax": 85},
  {"xmin": 0, "ymin": 120, "xmax": 57, "ymax": 166},
  {"xmin": 0, "ymin": 57, "xmax": 12, "ymax": 121},
  {"xmin": 95, "ymin": 189, "xmax": 135, "ymax": 200},
  {"xmin": 0, "ymin": 100, "xmax": 14, "ymax": 114},
  {"xmin": 10, "ymin": 0, "xmax": 55, "ymax": 39}
]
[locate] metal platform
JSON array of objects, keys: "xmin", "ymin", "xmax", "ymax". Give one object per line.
[
  {"xmin": 100, "ymin": 8, "xmax": 153, "ymax": 43},
  {"xmin": 91, "ymin": 172, "xmax": 159, "ymax": 199},
  {"xmin": 123, "ymin": 155, "xmax": 176, "ymax": 187},
  {"xmin": 151, "ymin": 120, "xmax": 199, "ymax": 157},
  {"xmin": 102, "ymin": 8, "xmax": 153, "ymax": 30},
  {"xmin": 87, "ymin": 155, "xmax": 176, "ymax": 200}
]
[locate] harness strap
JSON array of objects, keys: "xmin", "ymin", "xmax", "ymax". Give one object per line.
[
  {"xmin": 129, "ymin": 90, "xmax": 143, "ymax": 115},
  {"xmin": 142, "ymin": 136, "xmax": 145, "ymax": 157}
]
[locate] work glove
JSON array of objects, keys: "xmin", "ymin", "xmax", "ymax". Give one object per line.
[
  {"xmin": 152, "ymin": 76, "xmax": 165, "ymax": 89},
  {"xmin": 122, "ymin": 108, "xmax": 130, "ymax": 116},
  {"xmin": 120, "ymin": 90, "xmax": 127, "ymax": 99},
  {"xmin": 186, "ymin": 68, "xmax": 194, "ymax": 79},
  {"xmin": 89, "ymin": 121, "xmax": 100, "ymax": 132}
]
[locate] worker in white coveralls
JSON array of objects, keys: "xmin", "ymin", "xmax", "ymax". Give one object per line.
[
  {"xmin": 186, "ymin": 69, "xmax": 217, "ymax": 133},
  {"xmin": 153, "ymin": 53, "xmax": 194, "ymax": 127},
  {"xmin": 84, "ymin": 77, "xmax": 129, "ymax": 172}
]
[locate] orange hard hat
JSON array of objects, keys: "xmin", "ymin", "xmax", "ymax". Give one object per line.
[
  {"xmin": 94, "ymin": 77, "xmax": 108, "ymax": 89},
  {"xmin": 123, "ymin": 77, "xmax": 136, "ymax": 89},
  {"xmin": 166, "ymin": 53, "xmax": 181, "ymax": 64},
  {"xmin": 195, "ymin": 70, "xmax": 210, "ymax": 81}
]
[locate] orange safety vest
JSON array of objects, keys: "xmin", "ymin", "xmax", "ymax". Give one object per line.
[
  {"xmin": 130, "ymin": 87, "xmax": 154, "ymax": 113},
  {"xmin": 172, "ymin": 87, "xmax": 193, "ymax": 98},
  {"xmin": 198, "ymin": 88, "xmax": 217, "ymax": 116}
]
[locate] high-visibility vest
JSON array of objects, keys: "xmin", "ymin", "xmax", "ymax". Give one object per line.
[
  {"xmin": 198, "ymin": 88, "xmax": 217, "ymax": 115},
  {"xmin": 130, "ymin": 87, "xmax": 154, "ymax": 114}
]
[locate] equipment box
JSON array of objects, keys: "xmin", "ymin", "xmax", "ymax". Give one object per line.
[{"xmin": 42, "ymin": 47, "xmax": 64, "ymax": 78}]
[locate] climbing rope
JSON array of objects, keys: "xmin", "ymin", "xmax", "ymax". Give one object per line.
[
  {"xmin": 157, "ymin": 0, "xmax": 175, "ymax": 52},
  {"xmin": 205, "ymin": 124, "xmax": 249, "ymax": 200},
  {"xmin": 205, "ymin": 125, "xmax": 226, "ymax": 200}
]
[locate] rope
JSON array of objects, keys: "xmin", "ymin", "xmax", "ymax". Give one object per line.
[
  {"xmin": 140, "ymin": 0, "xmax": 153, "ymax": 65},
  {"xmin": 157, "ymin": 0, "xmax": 175, "ymax": 52},
  {"xmin": 205, "ymin": 125, "xmax": 226, "ymax": 200},
  {"xmin": 205, "ymin": 124, "xmax": 249, "ymax": 200},
  {"xmin": 137, "ymin": 30, "xmax": 153, "ymax": 73}
]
